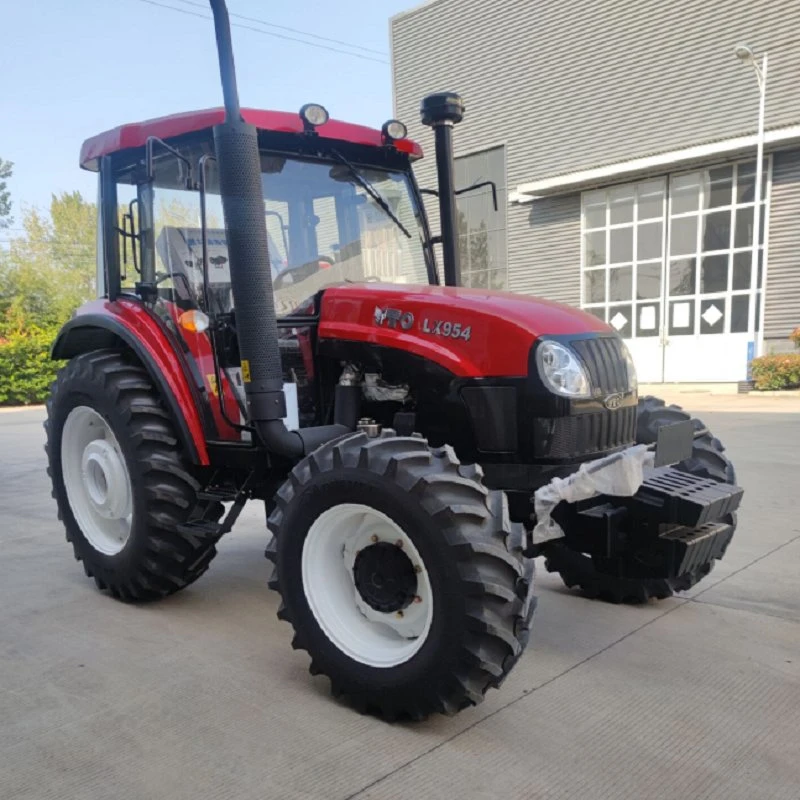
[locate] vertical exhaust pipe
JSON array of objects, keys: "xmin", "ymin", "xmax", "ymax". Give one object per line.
[
  {"xmin": 208, "ymin": 0, "xmax": 347, "ymax": 458},
  {"xmin": 420, "ymin": 92, "xmax": 465, "ymax": 287}
]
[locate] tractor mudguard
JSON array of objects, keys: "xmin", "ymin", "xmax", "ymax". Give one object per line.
[{"xmin": 50, "ymin": 298, "xmax": 210, "ymax": 465}]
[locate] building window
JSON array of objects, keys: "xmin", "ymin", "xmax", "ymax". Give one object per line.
[
  {"xmin": 581, "ymin": 178, "xmax": 667, "ymax": 338},
  {"xmin": 580, "ymin": 158, "xmax": 769, "ymax": 340},
  {"xmin": 454, "ymin": 146, "xmax": 507, "ymax": 289},
  {"xmin": 666, "ymin": 160, "xmax": 768, "ymax": 336}
]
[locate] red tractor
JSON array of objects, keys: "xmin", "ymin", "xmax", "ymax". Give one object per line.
[{"xmin": 45, "ymin": 0, "xmax": 742, "ymax": 720}]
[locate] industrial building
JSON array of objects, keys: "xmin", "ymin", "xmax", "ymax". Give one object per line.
[{"xmin": 391, "ymin": 0, "xmax": 800, "ymax": 382}]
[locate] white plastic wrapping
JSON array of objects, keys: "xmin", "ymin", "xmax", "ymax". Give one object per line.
[{"xmin": 532, "ymin": 444, "xmax": 655, "ymax": 544}]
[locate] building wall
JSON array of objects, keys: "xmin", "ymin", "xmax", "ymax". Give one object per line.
[
  {"xmin": 392, "ymin": 0, "xmax": 800, "ymax": 312},
  {"xmin": 764, "ymin": 150, "xmax": 800, "ymax": 344},
  {"xmin": 392, "ymin": 0, "xmax": 800, "ymax": 186},
  {"xmin": 509, "ymin": 194, "xmax": 581, "ymax": 304}
]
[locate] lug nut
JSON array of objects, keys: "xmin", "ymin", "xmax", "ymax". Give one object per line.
[
  {"xmin": 395, "ymin": 539, "xmax": 404, "ymax": 548},
  {"xmin": 413, "ymin": 595, "xmax": 422, "ymax": 604},
  {"xmin": 414, "ymin": 565, "xmax": 422, "ymax": 574},
  {"xmin": 396, "ymin": 610, "xmax": 404, "ymax": 618},
  {"xmin": 370, "ymin": 534, "xmax": 379, "ymax": 543}
]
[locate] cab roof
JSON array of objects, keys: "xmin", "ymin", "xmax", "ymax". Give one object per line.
[{"xmin": 79, "ymin": 107, "xmax": 424, "ymax": 171}]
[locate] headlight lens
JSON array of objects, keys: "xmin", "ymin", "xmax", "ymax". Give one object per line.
[
  {"xmin": 621, "ymin": 342, "xmax": 638, "ymax": 393},
  {"xmin": 536, "ymin": 341, "xmax": 591, "ymax": 398},
  {"xmin": 299, "ymin": 103, "xmax": 330, "ymax": 127}
]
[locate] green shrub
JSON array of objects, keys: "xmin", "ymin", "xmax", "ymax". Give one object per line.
[
  {"xmin": 0, "ymin": 326, "xmax": 62, "ymax": 405},
  {"xmin": 750, "ymin": 353, "xmax": 800, "ymax": 391}
]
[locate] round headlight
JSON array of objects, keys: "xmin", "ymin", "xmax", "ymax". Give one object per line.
[
  {"xmin": 299, "ymin": 103, "xmax": 330, "ymax": 128},
  {"xmin": 382, "ymin": 119, "xmax": 408, "ymax": 141},
  {"xmin": 536, "ymin": 341, "xmax": 591, "ymax": 398}
]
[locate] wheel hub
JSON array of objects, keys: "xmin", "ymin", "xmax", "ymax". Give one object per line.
[
  {"xmin": 61, "ymin": 406, "xmax": 133, "ymax": 556},
  {"xmin": 301, "ymin": 503, "xmax": 434, "ymax": 668},
  {"xmin": 81, "ymin": 439, "xmax": 130, "ymax": 519},
  {"xmin": 353, "ymin": 542, "xmax": 418, "ymax": 613}
]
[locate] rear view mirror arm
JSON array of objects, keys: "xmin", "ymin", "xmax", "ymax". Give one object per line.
[{"xmin": 420, "ymin": 180, "xmax": 499, "ymax": 211}]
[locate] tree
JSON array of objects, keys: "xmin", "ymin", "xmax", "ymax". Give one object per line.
[
  {"xmin": 0, "ymin": 191, "xmax": 96, "ymax": 331},
  {"xmin": 51, "ymin": 190, "xmax": 96, "ymax": 305},
  {"xmin": 0, "ymin": 191, "xmax": 97, "ymax": 405},
  {"xmin": 0, "ymin": 158, "xmax": 12, "ymax": 229}
]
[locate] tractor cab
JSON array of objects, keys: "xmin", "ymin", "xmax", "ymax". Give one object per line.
[
  {"xmin": 83, "ymin": 106, "xmax": 434, "ymax": 322},
  {"xmin": 80, "ymin": 106, "xmax": 436, "ymax": 436}
]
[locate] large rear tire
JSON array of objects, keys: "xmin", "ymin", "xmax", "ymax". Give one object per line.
[
  {"xmin": 45, "ymin": 350, "xmax": 223, "ymax": 602},
  {"xmin": 544, "ymin": 395, "xmax": 737, "ymax": 604},
  {"xmin": 266, "ymin": 430, "xmax": 536, "ymax": 720}
]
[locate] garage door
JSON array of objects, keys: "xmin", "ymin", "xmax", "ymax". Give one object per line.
[{"xmin": 580, "ymin": 159, "xmax": 768, "ymax": 383}]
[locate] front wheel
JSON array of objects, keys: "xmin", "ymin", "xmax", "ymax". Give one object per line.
[{"xmin": 266, "ymin": 430, "xmax": 536, "ymax": 720}]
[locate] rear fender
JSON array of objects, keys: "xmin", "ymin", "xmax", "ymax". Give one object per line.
[{"xmin": 51, "ymin": 298, "xmax": 210, "ymax": 465}]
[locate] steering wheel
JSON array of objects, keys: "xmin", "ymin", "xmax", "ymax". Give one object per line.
[{"xmin": 273, "ymin": 256, "xmax": 335, "ymax": 290}]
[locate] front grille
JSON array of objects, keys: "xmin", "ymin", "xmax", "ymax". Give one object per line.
[
  {"xmin": 531, "ymin": 405, "xmax": 637, "ymax": 459},
  {"xmin": 571, "ymin": 336, "xmax": 631, "ymax": 394}
]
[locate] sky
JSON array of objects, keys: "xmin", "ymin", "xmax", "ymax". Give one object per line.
[{"xmin": 0, "ymin": 0, "xmax": 417, "ymax": 219}]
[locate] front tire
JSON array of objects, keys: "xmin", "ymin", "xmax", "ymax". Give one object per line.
[
  {"xmin": 266, "ymin": 430, "xmax": 536, "ymax": 720},
  {"xmin": 544, "ymin": 395, "xmax": 737, "ymax": 604},
  {"xmin": 45, "ymin": 350, "xmax": 223, "ymax": 602}
]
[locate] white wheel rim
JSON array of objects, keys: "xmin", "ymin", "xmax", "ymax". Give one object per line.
[
  {"xmin": 61, "ymin": 406, "xmax": 133, "ymax": 556},
  {"xmin": 302, "ymin": 503, "xmax": 434, "ymax": 668}
]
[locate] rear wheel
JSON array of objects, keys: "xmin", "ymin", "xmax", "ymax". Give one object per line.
[
  {"xmin": 266, "ymin": 430, "xmax": 536, "ymax": 720},
  {"xmin": 544, "ymin": 395, "xmax": 737, "ymax": 604},
  {"xmin": 45, "ymin": 350, "xmax": 223, "ymax": 602}
]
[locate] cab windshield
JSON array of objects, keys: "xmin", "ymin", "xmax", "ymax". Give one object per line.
[
  {"xmin": 256, "ymin": 155, "xmax": 429, "ymax": 315},
  {"xmin": 141, "ymin": 150, "xmax": 431, "ymax": 318}
]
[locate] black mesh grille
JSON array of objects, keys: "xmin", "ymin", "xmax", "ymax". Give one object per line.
[
  {"xmin": 571, "ymin": 336, "xmax": 631, "ymax": 394},
  {"xmin": 531, "ymin": 405, "xmax": 637, "ymax": 459}
]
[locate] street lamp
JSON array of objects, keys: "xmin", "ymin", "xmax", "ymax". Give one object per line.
[{"xmin": 735, "ymin": 43, "xmax": 768, "ymax": 356}]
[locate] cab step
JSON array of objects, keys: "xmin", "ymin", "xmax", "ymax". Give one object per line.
[
  {"xmin": 177, "ymin": 519, "xmax": 224, "ymax": 538},
  {"xmin": 181, "ymin": 470, "xmax": 257, "ymax": 542},
  {"xmin": 197, "ymin": 487, "xmax": 239, "ymax": 503}
]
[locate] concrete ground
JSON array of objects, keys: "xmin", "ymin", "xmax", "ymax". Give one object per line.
[{"xmin": 1, "ymin": 397, "xmax": 798, "ymax": 800}]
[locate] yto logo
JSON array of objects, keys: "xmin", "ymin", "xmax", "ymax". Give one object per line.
[
  {"xmin": 603, "ymin": 392, "xmax": 624, "ymax": 410},
  {"xmin": 374, "ymin": 306, "xmax": 414, "ymax": 331}
]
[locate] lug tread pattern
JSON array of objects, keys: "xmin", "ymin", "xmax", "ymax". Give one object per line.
[
  {"xmin": 44, "ymin": 350, "xmax": 224, "ymax": 603},
  {"xmin": 266, "ymin": 429, "xmax": 536, "ymax": 721}
]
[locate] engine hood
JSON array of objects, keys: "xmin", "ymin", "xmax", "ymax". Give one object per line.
[{"xmin": 318, "ymin": 283, "xmax": 614, "ymax": 378}]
